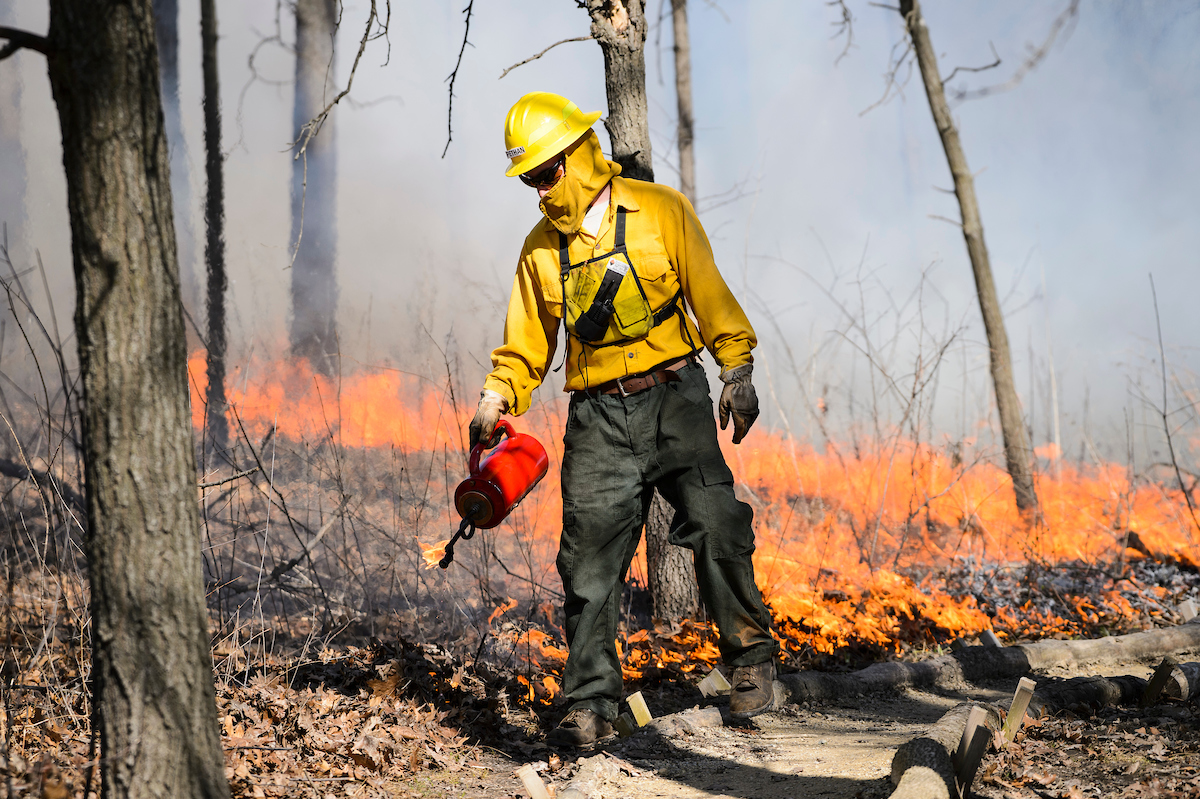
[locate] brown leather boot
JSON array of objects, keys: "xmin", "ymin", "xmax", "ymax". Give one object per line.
[
  {"xmin": 547, "ymin": 708, "xmax": 615, "ymax": 747},
  {"xmin": 729, "ymin": 660, "xmax": 776, "ymax": 719}
]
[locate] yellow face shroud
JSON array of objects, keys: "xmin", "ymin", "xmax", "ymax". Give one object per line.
[{"xmin": 537, "ymin": 130, "xmax": 621, "ymax": 236}]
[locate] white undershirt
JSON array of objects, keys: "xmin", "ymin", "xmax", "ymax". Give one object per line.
[{"xmin": 580, "ymin": 194, "xmax": 608, "ymax": 238}]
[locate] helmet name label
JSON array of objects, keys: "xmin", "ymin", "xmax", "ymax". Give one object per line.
[{"xmin": 505, "ymin": 146, "xmax": 526, "ymax": 159}]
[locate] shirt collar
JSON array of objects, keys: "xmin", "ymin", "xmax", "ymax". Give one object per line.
[{"xmin": 608, "ymin": 176, "xmax": 641, "ymax": 213}]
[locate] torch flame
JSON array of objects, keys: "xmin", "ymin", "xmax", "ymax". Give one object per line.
[{"xmin": 420, "ymin": 540, "xmax": 449, "ymax": 570}]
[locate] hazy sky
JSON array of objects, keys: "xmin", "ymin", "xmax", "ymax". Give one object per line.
[{"xmin": 2, "ymin": 1, "xmax": 1198, "ymax": 457}]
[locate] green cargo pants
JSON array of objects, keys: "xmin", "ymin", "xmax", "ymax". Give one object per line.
[{"xmin": 557, "ymin": 360, "xmax": 778, "ymax": 722}]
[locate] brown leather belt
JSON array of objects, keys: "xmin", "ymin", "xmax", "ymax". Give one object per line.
[{"xmin": 581, "ymin": 355, "xmax": 697, "ymax": 398}]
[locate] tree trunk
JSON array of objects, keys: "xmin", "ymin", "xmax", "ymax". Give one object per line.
[
  {"xmin": 670, "ymin": 0, "xmax": 695, "ymax": 204},
  {"xmin": 289, "ymin": 0, "xmax": 339, "ymax": 375},
  {"xmin": 0, "ymin": 0, "xmax": 25, "ymax": 263},
  {"xmin": 152, "ymin": 0, "xmax": 198, "ymax": 311},
  {"xmin": 584, "ymin": 0, "xmax": 696, "ymax": 618},
  {"xmin": 645, "ymin": 491, "xmax": 700, "ymax": 621},
  {"xmin": 899, "ymin": 0, "xmax": 1039, "ymax": 515},
  {"xmin": 201, "ymin": 0, "xmax": 228, "ymax": 457},
  {"xmin": 587, "ymin": 0, "xmax": 654, "ymax": 182},
  {"xmin": 44, "ymin": 1, "xmax": 230, "ymax": 796}
]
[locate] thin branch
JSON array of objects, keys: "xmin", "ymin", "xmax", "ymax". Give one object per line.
[
  {"xmin": 442, "ymin": 0, "xmax": 475, "ymax": 159},
  {"xmin": 943, "ymin": 41, "xmax": 1001, "ymax": 84},
  {"xmin": 951, "ymin": 0, "xmax": 1080, "ymax": 104},
  {"xmin": 698, "ymin": 0, "xmax": 730, "ymax": 24},
  {"xmin": 1149, "ymin": 273, "xmax": 1200, "ymax": 541},
  {"xmin": 827, "ymin": 0, "xmax": 854, "ymax": 66},
  {"xmin": 0, "ymin": 456, "xmax": 85, "ymax": 513},
  {"xmin": 198, "ymin": 467, "xmax": 260, "ymax": 490},
  {"xmin": 293, "ymin": 0, "xmax": 391, "ymax": 159},
  {"xmin": 859, "ymin": 35, "xmax": 914, "ymax": 116},
  {"xmin": 499, "ymin": 35, "xmax": 594, "ymax": 80},
  {"xmin": 268, "ymin": 494, "xmax": 353, "ymax": 581},
  {"xmin": 0, "ymin": 26, "xmax": 51, "ymax": 60},
  {"xmin": 286, "ymin": 0, "xmax": 390, "ymax": 269},
  {"xmin": 928, "ymin": 213, "xmax": 963, "ymax": 228}
]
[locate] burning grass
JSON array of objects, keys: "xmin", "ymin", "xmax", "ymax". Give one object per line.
[{"xmin": 187, "ymin": 352, "xmax": 1200, "ymax": 667}]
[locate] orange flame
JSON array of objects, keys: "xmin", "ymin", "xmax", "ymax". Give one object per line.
[
  {"xmin": 488, "ymin": 598, "xmax": 518, "ymax": 625},
  {"xmin": 190, "ymin": 352, "xmax": 1200, "ymax": 684},
  {"xmin": 420, "ymin": 540, "xmax": 449, "ymax": 570}
]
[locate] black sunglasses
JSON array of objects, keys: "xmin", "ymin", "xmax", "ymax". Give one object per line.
[{"xmin": 519, "ymin": 153, "xmax": 566, "ymax": 188}]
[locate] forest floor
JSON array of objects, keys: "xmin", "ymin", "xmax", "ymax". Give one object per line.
[{"xmin": 8, "ymin": 562, "xmax": 1200, "ymax": 798}]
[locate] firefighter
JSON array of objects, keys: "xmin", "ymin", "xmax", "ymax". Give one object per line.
[{"xmin": 470, "ymin": 92, "xmax": 778, "ymax": 747}]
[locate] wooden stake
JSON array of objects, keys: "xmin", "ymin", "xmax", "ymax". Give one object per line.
[
  {"xmin": 627, "ymin": 691, "xmax": 653, "ymax": 727},
  {"xmin": 953, "ymin": 705, "xmax": 988, "ymax": 773},
  {"xmin": 515, "ymin": 764, "xmax": 551, "ymax": 799},
  {"xmin": 958, "ymin": 711, "xmax": 991, "ymax": 797},
  {"xmin": 614, "ymin": 713, "xmax": 637, "ymax": 738},
  {"xmin": 980, "ymin": 630, "xmax": 1003, "ymax": 648},
  {"xmin": 1002, "ymin": 677, "xmax": 1037, "ymax": 742},
  {"xmin": 1179, "ymin": 599, "xmax": 1197, "ymax": 623},
  {"xmin": 698, "ymin": 666, "xmax": 732, "ymax": 698},
  {"xmin": 1142, "ymin": 656, "xmax": 1181, "ymax": 707}
]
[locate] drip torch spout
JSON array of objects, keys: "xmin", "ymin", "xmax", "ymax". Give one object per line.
[{"xmin": 439, "ymin": 504, "xmax": 482, "ymax": 569}]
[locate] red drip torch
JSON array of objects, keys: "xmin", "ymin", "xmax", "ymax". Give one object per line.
[{"xmin": 440, "ymin": 420, "xmax": 549, "ymax": 568}]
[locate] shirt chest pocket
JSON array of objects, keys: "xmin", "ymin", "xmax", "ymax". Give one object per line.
[
  {"xmin": 634, "ymin": 253, "xmax": 670, "ymax": 283},
  {"xmin": 539, "ymin": 278, "xmax": 564, "ymax": 318}
]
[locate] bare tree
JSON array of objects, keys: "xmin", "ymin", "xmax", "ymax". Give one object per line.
[
  {"xmin": 587, "ymin": 0, "xmax": 654, "ymax": 181},
  {"xmin": 290, "ymin": 0, "xmax": 339, "ymax": 375},
  {"xmin": 0, "ymin": 0, "xmax": 25, "ymax": 266},
  {"xmin": 671, "ymin": 0, "xmax": 695, "ymax": 204},
  {"xmin": 898, "ymin": 0, "xmax": 1039, "ymax": 514},
  {"xmin": 589, "ymin": 0, "xmax": 698, "ymax": 618},
  {"xmin": 1, "ymin": 1, "xmax": 231, "ymax": 795},
  {"xmin": 201, "ymin": 0, "xmax": 228, "ymax": 455},
  {"xmin": 645, "ymin": 493, "xmax": 700, "ymax": 621},
  {"xmin": 153, "ymin": 0, "xmax": 198, "ymax": 311}
]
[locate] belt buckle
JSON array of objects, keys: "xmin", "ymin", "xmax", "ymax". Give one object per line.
[{"xmin": 615, "ymin": 374, "xmax": 634, "ymax": 398}]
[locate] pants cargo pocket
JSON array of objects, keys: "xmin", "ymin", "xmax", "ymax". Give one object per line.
[{"xmin": 698, "ymin": 458, "xmax": 756, "ymax": 559}]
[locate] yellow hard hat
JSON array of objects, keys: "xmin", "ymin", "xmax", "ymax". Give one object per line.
[{"xmin": 504, "ymin": 92, "xmax": 602, "ymax": 177}]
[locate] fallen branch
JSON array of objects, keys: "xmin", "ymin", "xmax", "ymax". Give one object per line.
[
  {"xmin": 890, "ymin": 702, "xmax": 1001, "ymax": 799},
  {"xmin": 780, "ymin": 623, "xmax": 1200, "ymax": 704},
  {"xmin": 1029, "ymin": 674, "xmax": 1147, "ymax": 717},
  {"xmin": 779, "ymin": 655, "xmax": 969, "ymax": 703}
]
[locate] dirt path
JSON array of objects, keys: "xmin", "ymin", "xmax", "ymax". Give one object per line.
[{"xmin": 402, "ymin": 683, "xmax": 1019, "ymax": 798}]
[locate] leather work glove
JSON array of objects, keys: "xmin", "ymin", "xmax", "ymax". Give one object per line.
[
  {"xmin": 718, "ymin": 364, "xmax": 759, "ymax": 445},
  {"xmin": 469, "ymin": 389, "xmax": 509, "ymax": 449}
]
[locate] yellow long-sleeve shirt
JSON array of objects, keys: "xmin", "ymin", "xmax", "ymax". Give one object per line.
[{"xmin": 484, "ymin": 176, "xmax": 756, "ymax": 415}]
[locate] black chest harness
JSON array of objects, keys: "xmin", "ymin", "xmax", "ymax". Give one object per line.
[{"xmin": 558, "ymin": 207, "xmax": 684, "ymax": 349}]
